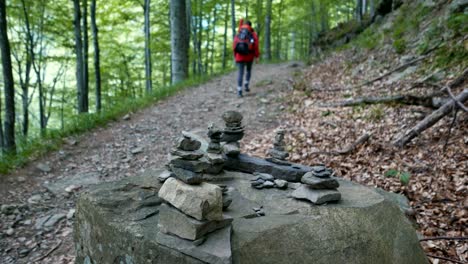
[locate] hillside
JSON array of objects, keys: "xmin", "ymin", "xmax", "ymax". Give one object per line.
[{"xmin": 244, "ymin": 0, "xmax": 467, "ymax": 263}]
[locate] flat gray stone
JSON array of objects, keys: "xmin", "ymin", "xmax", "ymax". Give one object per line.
[
  {"xmin": 206, "ymin": 153, "xmax": 225, "ymax": 164},
  {"xmin": 223, "ymin": 143, "xmax": 240, "ymax": 157},
  {"xmin": 171, "ymin": 149, "xmax": 204, "ymax": 160},
  {"xmin": 225, "ymin": 154, "xmax": 311, "ymax": 182},
  {"xmin": 36, "ymin": 163, "xmax": 51, "ymax": 173},
  {"xmin": 170, "ymin": 166, "xmax": 203, "ymax": 185},
  {"xmin": 158, "ymin": 170, "xmax": 175, "ymax": 183},
  {"xmin": 221, "ymin": 132, "xmax": 244, "ymax": 143},
  {"xmin": 157, "ymin": 225, "xmax": 232, "ymax": 264},
  {"xmin": 301, "ymin": 173, "xmax": 339, "ymax": 189},
  {"xmin": 291, "ymin": 185, "xmax": 341, "ymax": 205},
  {"xmin": 44, "ymin": 213, "xmax": 66, "ymax": 227},
  {"xmin": 35, "ymin": 215, "xmax": 52, "ymax": 229},
  {"xmin": 169, "ymin": 157, "xmax": 210, "ymax": 173},
  {"xmin": 274, "ymin": 179, "xmax": 288, "ymax": 189},
  {"xmin": 159, "ymin": 203, "xmax": 232, "ymax": 241},
  {"xmin": 253, "ymin": 172, "xmax": 274, "ymax": 181},
  {"xmin": 268, "ymin": 149, "xmax": 289, "ymax": 160},
  {"xmin": 176, "ymin": 133, "xmax": 202, "ymax": 151},
  {"xmin": 159, "ymin": 178, "xmax": 223, "ymax": 221},
  {"xmin": 222, "ymin": 111, "xmax": 243, "ymax": 124}
]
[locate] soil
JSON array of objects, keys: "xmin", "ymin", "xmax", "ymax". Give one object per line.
[{"xmin": 0, "ymin": 62, "xmax": 303, "ymax": 263}]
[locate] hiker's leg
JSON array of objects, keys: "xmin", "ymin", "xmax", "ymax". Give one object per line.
[
  {"xmin": 245, "ymin": 61, "xmax": 253, "ymax": 91},
  {"xmin": 237, "ymin": 62, "xmax": 245, "ymax": 92}
]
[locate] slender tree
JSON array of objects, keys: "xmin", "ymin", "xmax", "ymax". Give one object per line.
[
  {"xmin": 222, "ymin": 0, "xmax": 229, "ymax": 69},
  {"xmin": 170, "ymin": 0, "xmax": 189, "ymax": 84},
  {"xmin": 264, "ymin": 0, "xmax": 272, "ymax": 60},
  {"xmin": 73, "ymin": 0, "xmax": 86, "ymax": 113},
  {"xmin": 231, "ymin": 0, "xmax": 236, "ymax": 40},
  {"xmin": 91, "ymin": 0, "xmax": 101, "ymax": 111},
  {"xmin": 0, "ymin": 0, "xmax": 16, "ymax": 153},
  {"xmin": 144, "ymin": 0, "xmax": 152, "ymax": 93},
  {"xmin": 83, "ymin": 0, "xmax": 89, "ymax": 111}
]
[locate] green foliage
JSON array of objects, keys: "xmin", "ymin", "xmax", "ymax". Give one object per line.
[
  {"xmin": 433, "ymin": 44, "xmax": 468, "ymax": 69},
  {"xmin": 392, "ymin": 38, "xmax": 406, "ymax": 54},
  {"xmin": 384, "ymin": 169, "xmax": 411, "ymax": 185},
  {"xmin": 321, "ymin": 110, "xmax": 332, "ymax": 117},
  {"xmin": 447, "ymin": 13, "xmax": 468, "ymax": 36},
  {"xmin": 366, "ymin": 105, "xmax": 385, "ymax": 121}
]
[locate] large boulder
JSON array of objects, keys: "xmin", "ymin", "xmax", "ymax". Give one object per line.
[{"xmin": 74, "ymin": 169, "xmax": 428, "ymax": 264}]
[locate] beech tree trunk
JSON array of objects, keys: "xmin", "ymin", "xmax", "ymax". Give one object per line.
[
  {"xmin": 144, "ymin": 0, "xmax": 153, "ymax": 93},
  {"xmin": 231, "ymin": 0, "xmax": 236, "ymax": 40},
  {"xmin": 91, "ymin": 0, "xmax": 101, "ymax": 111},
  {"xmin": 170, "ymin": 0, "xmax": 189, "ymax": 84},
  {"xmin": 19, "ymin": 0, "xmax": 32, "ymax": 136},
  {"xmin": 222, "ymin": 1, "xmax": 229, "ymax": 69},
  {"xmin": 264, "ymin": 0, "xmax": 272, "ymax": 60},
  {"xmin": 73, "ymin": 0, "xmax": 86, "ymax": 113},
  {"xmin": 0, "ymin": 0, "xmax": 16, "ymax": 153},
  {"xmin": 83, "ymin": 0, "xmax": 89, "ymax": 112}
]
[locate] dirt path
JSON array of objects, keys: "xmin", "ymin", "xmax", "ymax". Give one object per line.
[{"xmin": 0, "ymin": 62, "xmax": 302, "ymax": 263}]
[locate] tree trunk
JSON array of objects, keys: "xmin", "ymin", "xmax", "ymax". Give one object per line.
[
  {"xmin": 231, "ymin": 0, "xmax": 236, "ymax": 40},
  {"xmin": 91, "ymin": 0, "xmax": 101, "ymax": 111},
  {"xmin": 170, "ymin": 0, "xmax": 189, "ymax": 84},
  {"xmin": 394, "ymin": 89, "xmax": 468, "ymax": 147},
  {"xmin": 144, "ymin": 0, "xmax": 153, "ymax": 93},
  {"xmin": 370, "ymin": 0, "xmax": 375, "ymax": 18},
  {"xmin": 73, "ymin": 0, "xmax": 86, "ymax": 113},
  {"xmin": 0, "ymin": 0, "xmax": 16, "ymax": 153},
  {"xmin": 19, "ymin": 0, "xmax": 32, "ymax": 136},
  {"xmin": 320, "ymin": 0, "xmax": 329, "ymax": 31},
  {"xmin": 83, "ymin": 0, "xmax": 89, "ymax": 112},
  {"xmin": 275, "ymin": 0, "xmax": 284, "ymax": 60},
  {"xmin": 264, "ymin": 0, "xmax": 272, "ymax": 60},
  {"xmin": 210, "ymin": 7, "xmax": 217, "ymax": 74},
  {"xmin": 222, "ymin": 1, "xmax": 229, "ymax": 69},
  {"xmin": 197, "ymin": 0, "xmax": 203, "ymax": 74},
  {"xmin": 356, "ymin": 0, "xmax": 363, "ymax": 23}
]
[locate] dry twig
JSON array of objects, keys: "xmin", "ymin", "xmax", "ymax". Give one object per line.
[{"xmin": 32, "ymin": 240, "xmax": 62, "ymax": 262}]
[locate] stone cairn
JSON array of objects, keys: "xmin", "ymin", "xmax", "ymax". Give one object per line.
[
  {"xmin": 157, "ymin": 134, "xmax": 233, "ymax": 247},
  {"xmin": 250, "ymin": 172, "xmax": 288, "ymax": 190},
  {"xmin": 266, "ymin": 129, "xmax": 291, "ymax": 166},
  {"xmin": 221, "ymin": 111, "xmax": 244, "ymax": 156},
  {"xmin": 291, "ymin": 165, "xmax": 341, "ymax": 205}
]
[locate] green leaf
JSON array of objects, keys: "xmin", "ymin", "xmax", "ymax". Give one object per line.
[
  {"xmin": 399, "ymin": 172, "xmax": 411, "ymax": 185},
  {"xmin": 384, "ymin": 169, "xmax": 399, "ymax": 178}
]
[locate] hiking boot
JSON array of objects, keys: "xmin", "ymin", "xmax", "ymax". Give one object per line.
[
  {"xmin": 237, "ymin": 90, "xmax": 243, "ymax": 98},
  {"xmin": 245, "ymin": 84, "xmax": 250, "ymax": 92}
]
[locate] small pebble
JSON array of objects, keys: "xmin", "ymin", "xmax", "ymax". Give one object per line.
[{"xmin": 6, "ymin": 228, "xmax": 14, "ymax": 236}]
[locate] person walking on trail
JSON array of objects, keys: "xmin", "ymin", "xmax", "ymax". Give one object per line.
[{"xmin": 233, "ymin": 19, "xmax": 260, "ymax": 98}]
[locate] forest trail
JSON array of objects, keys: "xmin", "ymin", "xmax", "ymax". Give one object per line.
[{"xmin": 0, "ymin": 62, "xmax": 302, "ymax": 263}]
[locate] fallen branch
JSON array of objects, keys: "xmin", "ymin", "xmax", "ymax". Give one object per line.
[
  {"xmin": 393, "ymin": 89, "xmax": 468, "ymax": 147},
  {"xmin": 426, "ymin": 254, "xmax": 467, "ymax": 264},
  {"xmin": 310, "ymin": 133, "xmax": 371, "ymax": 155},
  {"xmin": 32, "ymin": 240, "xmax": 62, "ymax": 262},
  {"xmin": 420, "ymin": 236, "xmax": 468, "ymax": 242},
  {"xmin": 321, "ymin": 94, "xmax": 443, "ymax": 108}
]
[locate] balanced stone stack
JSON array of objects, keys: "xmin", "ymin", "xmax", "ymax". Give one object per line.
[
  {"xmin": 221, "ymin": 111, "xmax": 244, "ymax": 156},
  {"xmin": 250, "ymin": 172, "xmax": 288, "ymax": 190},
  {"xmin": 266, "ymin": 129, "xmax": 291, "ymax": 166},
  {"xmin": 166, "ymin": 132, "xmax": 207, "ymax": 184},
  {"xmin": 205, "ymin": 124, "xmax": 225, "ymax": 174},
  {"xmin": 291, "ymin": 165, "xmax": 341, "ymax": 205}
]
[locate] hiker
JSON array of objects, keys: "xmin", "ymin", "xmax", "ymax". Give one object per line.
[{"xmin": 233, "ymin": 19, "xmax": 260, "ymax": 97}]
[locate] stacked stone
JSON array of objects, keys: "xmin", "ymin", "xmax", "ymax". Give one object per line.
[
  {"xmin": 205, "ymin": 124, "xmax": 225, "ymax": 174},
  {"xmin": 221, "ymin": 111, "xmax": 244, "ymax": 156},
  {"xmin": 291, "ymin": 165, "xmax": 341, "ymax": 205},
  {"xmin": 165, "ymin": 131, "xmax": 207, "ymax": 184},
  {"xmin": 267, "ymin": 129, "xmax": 291, "ymax": 166},
  {"xmin": 250, "ymin": 172, "xmax": 288, "ymax": 190},
  {"xmin": 158, "ymin": 177, "xmax": 233, "ymax": 244}
]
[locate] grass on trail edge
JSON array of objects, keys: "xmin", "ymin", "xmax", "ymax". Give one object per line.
[{"xmin": 0, "ymin": 68, "xmax": 235, "ymax": 174}]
